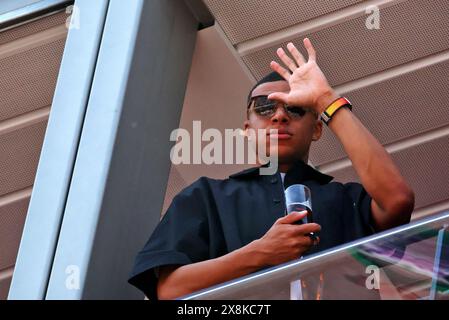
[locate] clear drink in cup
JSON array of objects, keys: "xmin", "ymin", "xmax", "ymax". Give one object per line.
[
  {"xmin": 285, "ymin": 184, "xmax": 323, "ymax": 300},
  {"xmin": 285, "ymin": 184, "xmax": 313, "ymax": 224}
]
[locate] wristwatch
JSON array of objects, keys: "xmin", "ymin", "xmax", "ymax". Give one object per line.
[{"xmin": 320, "ymin": 97, "xmax": 352, "ymax": 125}]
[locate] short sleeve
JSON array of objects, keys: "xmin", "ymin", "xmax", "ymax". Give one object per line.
[
  {"xmin": 343, "ymin": 182, "xmax": 376, "ymax": 237},
  {"xmin": 128, "ymin": 180, "xmax": 211, "ymax": 300},
  {"xmin": 343, "ymin": 183, "xmax": 408, "ymax": 266}
]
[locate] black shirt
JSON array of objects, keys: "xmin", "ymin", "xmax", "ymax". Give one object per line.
[{"xmin": 128, "ymin": 160, "xmax": 376, "ymax": 300}]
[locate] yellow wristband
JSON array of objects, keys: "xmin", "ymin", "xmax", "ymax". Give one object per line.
[{"xmin": 320, "ymin": 97, "xmax": 352, "ymax": 125}]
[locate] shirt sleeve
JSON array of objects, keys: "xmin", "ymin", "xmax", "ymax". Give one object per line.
[
  {"xmin": 343, "ymin": 182, "xmax": 376, "ymax": 238},
  {"xmin": 128, "ymin": 179, "xmax": 211, "ymax": 300},
  {"xmin": 343, "ymin": 182, "xmax": 407, "ymax": 266}
]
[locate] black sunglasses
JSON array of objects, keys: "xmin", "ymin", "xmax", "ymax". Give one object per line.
[{"xmin": 247, "ymin": 95, "xmax": 315, "ymax": 119}]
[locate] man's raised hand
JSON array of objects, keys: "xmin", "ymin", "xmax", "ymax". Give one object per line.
[{"xmin": 268, "ymin": 38, "xmax": 338, "ymax": 114}]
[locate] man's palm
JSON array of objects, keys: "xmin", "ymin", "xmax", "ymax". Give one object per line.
[{"xmin": 268, "ymin": 38, "xmax": 333, "ymax": 113}]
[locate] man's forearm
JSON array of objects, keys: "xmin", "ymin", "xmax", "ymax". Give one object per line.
[
  {"xmin": 317, "ymin": 92, "xmax": 414, "ymax": 218},
  {"xmin": 157, "ymin": 240, "xmax": 264, "ymax": 300}
]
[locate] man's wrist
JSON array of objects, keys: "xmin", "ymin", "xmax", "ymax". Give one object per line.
[
  {"xmin": 314, "ymin": 89, "xmax": 339, "ymax": 114},
  {"xmin": 243, "ymin": 239, "xmax": 267, "ymax": 269}
]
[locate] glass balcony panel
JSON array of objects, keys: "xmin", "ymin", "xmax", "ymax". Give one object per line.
[{"xmin": 182, "ymin": 212, "xmax": 449, "ymax": 300}]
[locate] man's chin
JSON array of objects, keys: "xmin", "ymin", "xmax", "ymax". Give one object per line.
[{"xmin": 266, "ymin": 146, "xmax": 298, "ymax": 162}]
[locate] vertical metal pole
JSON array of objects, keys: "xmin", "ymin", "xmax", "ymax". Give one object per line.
[
  {"xmin": 8, "ymin": 0, "xmax": 109, "ymax": 300},
  {"xmin": 45, "ymin": 0, "xmax": 197, "ymax": 299},
  {"xmin": 429, "ymin": 224, "xmax": 448, "ymax": 300}
]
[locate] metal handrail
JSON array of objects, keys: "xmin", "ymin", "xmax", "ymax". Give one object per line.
[
  {"xmin": 181, "ymin": 210, "xmax": 449, "ymax": 300},
  {"xmin": 0, "ymin": 0, "xmax": 73, "ymax": 31}
]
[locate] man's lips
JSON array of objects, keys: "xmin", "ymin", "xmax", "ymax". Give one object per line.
[{"xmin": 267, "ymin": 129, "xmax": 292, "ymax": 140}]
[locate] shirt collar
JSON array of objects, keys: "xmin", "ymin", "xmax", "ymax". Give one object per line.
[{"xmin": 229, "ymin": 159, "xmax": 333, "ymax": 185}]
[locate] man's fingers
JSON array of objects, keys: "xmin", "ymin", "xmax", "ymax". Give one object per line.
[
  {"xmin": 292, "ymin": 222, "xmax": 322, "ymax": 235},
  {"xmin": 304, "ymin": 38, "xmax": 317, "ymax": 61},
  {"xmin": 276, "ymin": 48, "xmax": 298, "ymax": 73},
  {"xmin": 287, "ymin": 42, "xmax": 306, "ymax": 67},
  {"xmin": 267, "ymin": 92, "xmax": 289, "ymax": 103},
  {"xmin": 269, "ymin": 39, "xmax": 315, "ymax": 79},
  {"xmin": 270, "ymin": 61, "xmax": 290, "ymax": 81},
  {"xmin": 313, "ymin": 235, "xmax": 320, "ymax": 246},
  {"xmin": 276, "ymin": 210, "xmax": 308, "ymax": 225},
  {"xmin": 305, "ymin": 235, "xmax": 320, "ymax": 247}
]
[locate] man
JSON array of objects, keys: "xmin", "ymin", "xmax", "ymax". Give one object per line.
[{"xmin": 128, "ymin": 38, "xmax": 414, "ymax": 300}]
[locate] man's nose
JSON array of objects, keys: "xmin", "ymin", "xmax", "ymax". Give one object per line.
[{"xmin": 271, "ymin": 104, "xmax": 290, "ymax": 124}]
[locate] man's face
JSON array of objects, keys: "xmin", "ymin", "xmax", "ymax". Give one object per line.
[{"xmin": 244, "ymin": 80, "xmax": 323, "ymax": 164}]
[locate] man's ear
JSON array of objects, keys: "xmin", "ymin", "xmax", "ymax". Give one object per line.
[
  {"xmin": 243, "ymin": 120, "xmax": 250, "ymax": 133},
  {"xmin": 312, "ymin": 119, "xmax": 323, "ymax": 141}
]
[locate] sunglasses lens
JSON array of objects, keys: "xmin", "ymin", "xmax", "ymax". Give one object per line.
[
  {"xmin": 254, "ymin": 105, "xmax": 276, "ymax": 116},
  {"xmin": 287, "ymin": 106, "xmax": 306, "ymax": 117},
  {"xmin": 253, "ymin": 96, "xmax": 273, "ymax": 108},
  {"xmin": 250, "ymin": 96, "xmax": 308, "ymax": 118}
]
